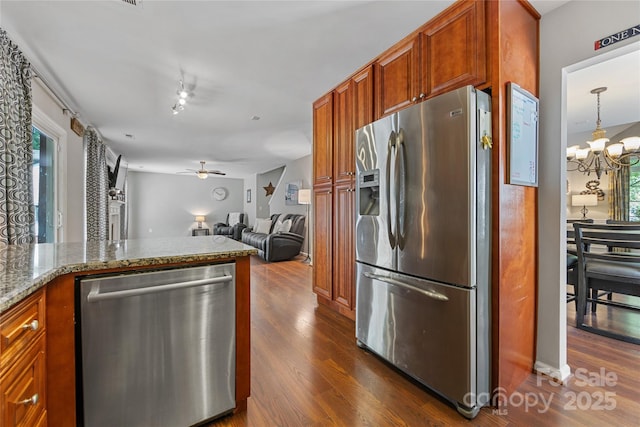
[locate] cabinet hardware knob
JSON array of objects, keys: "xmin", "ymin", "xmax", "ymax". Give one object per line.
[
  {"xmin": 419, "ymin": 93, "xmax": 426, "ymax": 99},
  {"xmin": 18, "ymin": 393, "xmax": 39, "ymax": 406},
  {"xmin": 411, "ymin": 96, "xmax": 417, "ymax": 102},
  {"xmin": 22, "ymin": 320, "xmax": 39, "ymax": 331}
]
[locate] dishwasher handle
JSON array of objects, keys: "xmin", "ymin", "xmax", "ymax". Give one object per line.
[{"xmin": 86, "ymin": 274, "xmax": 233, "ymax": 303}]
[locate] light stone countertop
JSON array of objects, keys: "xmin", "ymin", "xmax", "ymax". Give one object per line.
[{"xmin": 0, "ymin": 236, "xmax": 257, "ymax": 314}]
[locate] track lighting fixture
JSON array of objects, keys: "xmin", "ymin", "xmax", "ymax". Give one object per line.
[{"xmin": 171, "ymin": 79, "xmax": 190, "ymax": 115}]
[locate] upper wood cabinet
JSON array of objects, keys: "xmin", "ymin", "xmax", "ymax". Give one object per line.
[
  {"xmin": 421, "ymin": 0, "xmax": 486, "ymax": 97},
  {"xmin": 352, "ymin": 65, "xmax": 375, "ymax": 131},
  {"xmin": 374, "ymin": 0, "xmax": 486, "ymax": 119},
  {"xmin": 333, "ymin": 80, "xmax": 353, "ymax": 185},
  {"xmin": 313, "ymin": 93, "xmax": 333, "ymax": 187},
  {"xmin": 374, "ymin": 36, "xmax": 421, "ymax": 119}
]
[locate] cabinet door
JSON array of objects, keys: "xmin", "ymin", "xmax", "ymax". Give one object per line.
[
  {"xmin": 333, "ymin": 182, "xmax": 355, "ymax": 310},
  {"xmin": 313, "ymin": 93, "xmax": 333, "ymax": 187},
  {"xmin": 421, "ymin": 0, "xmax": 486, "ymax": 97},
  {"xmin": 374, "ymin": 35, "xmax": 421, "ymax": 119},
  {"xmin": 1, "ymin": 338, "xmax": 46, "ymax": 427},
  {"xmin": 352, "ymin": 65, "xmax": 374, "ymax": 130},
  {"xmin": 333, "ymin": 80, "xmax": 353, "ymax": 185},
  {"xmin": 312, "ymin": 186, "xmax": 333, "ymax": 299}
]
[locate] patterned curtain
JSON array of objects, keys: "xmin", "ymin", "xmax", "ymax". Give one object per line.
[
  {"xmin": 85, "ymin": 128, "xmax": 109, "ymax": 241},
  {"xmin": 608, "ymin": 160, "xmax": 630, "ymax": 221},
  {"xmin": 0, "ymin": 29, "xmax": 34, "ymax": 245}
]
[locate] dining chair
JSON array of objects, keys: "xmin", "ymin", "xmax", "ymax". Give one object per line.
[{"xmin": 573, "ymin": 222, "xmax": 640, "ymax": 344}]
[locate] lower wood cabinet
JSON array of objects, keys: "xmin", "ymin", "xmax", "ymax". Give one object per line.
[
  {"xmin": 312, "ymin": 185, "xmax": 333, "ymax": 300},
  {"xmin": 0, "ymin": 290, "xmax": 47, "ymax": 427},
  {"xmin": 313, "ymin": 182, "xmax": 356, "ymax": 320},
  {"xmin": 333, "ymin": 182, "xmax": 355, "ymax": 312}
]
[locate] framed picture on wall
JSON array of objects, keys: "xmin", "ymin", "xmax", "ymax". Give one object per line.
[
  {"xmin": 285, "ymin": 181, "xmax": 302, "ymax": 205},
  {"xmin": 247, "ymin": 189, "xmax": 251, "ymax": 203}
]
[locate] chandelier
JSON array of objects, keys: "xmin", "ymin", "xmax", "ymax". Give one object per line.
[{"xmin": 566, "ymin": 87, "xmax": 640, "ymax": 179}]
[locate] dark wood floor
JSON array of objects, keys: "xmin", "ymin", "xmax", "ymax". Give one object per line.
[{"xmin": 210, "ymin": 257, "xmax": 640, "ymax": 426}]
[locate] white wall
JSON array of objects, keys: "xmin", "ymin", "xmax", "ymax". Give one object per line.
[
  {"xmin": 31, "ymin": 78, "xmax": 85, "ymax": 242},
  {"xmin": 538, "ymin": 0, "xmax": 640, "ymax": 381},
  {"xmin": 127, "ymin": 171, "xmax": 244, "ymax": 238},
  {"xmin": 243, "ymin": 173, "xmax": 258, "ymax": 227},
  {"xmin": 255, "ymin": 166, "xmax": 284, "ymax": 221}
]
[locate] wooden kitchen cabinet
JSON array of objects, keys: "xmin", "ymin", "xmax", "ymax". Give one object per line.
[
  {"xmin": 352, "ymin": 65, "xmax": 374, "ymax": 130},
  {"xmin": 374, "ymin": 0, "xmax": 486, "ymax": 119},
  {"xmin": 374, "ymin": 35, "xmax": 421, "ymax": 119},
  {"xmin": 313, "ymin": 93, "xmax": 333, "ymax": 187},
  {"xmin": 333, "ymin": 80, "xmax": 353, "ymax": 185},
  {"xmin": 332, "ymin": 182, "xmax": 355, "ymax": 314},
  {"xmin": 312, "ymin": 185, "xmax": 333, "ymax": 300},
  {"xmin": 0, "ymin": 290, "xmax": 47, "ymax": 427},
  {"xmin": 313, "ymin": 64, "xmax": 372, "ymax": 318},
  {"xmin": 421, "ymin": 0, "xmax": 486, "ymax": 97}
]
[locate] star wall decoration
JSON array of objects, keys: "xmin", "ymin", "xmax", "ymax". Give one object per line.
[{"xmin": 263, "ymin": 182, "xmax": 275, "ymax": 196}]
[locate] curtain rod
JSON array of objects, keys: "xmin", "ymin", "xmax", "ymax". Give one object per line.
[{"xmin": 31, "ymin": 67, "xmax": 79, "ymax": 118}]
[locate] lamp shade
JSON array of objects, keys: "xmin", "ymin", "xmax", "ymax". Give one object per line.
[
  {"xmin": 298, "ymin": 189, "xmax": 311, "ymax": 205},
  {"xmin": 195, "ymin": 215, "xmax": 206, "ymax": 222},
  {"xmin": 571, "ymin": 194, "xmax": 598, "ymax": 207}
]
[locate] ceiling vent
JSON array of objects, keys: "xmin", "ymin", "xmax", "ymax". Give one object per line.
[{"xmin": 121, "ymin": 0, "xmax": 140, "ymax": 6}]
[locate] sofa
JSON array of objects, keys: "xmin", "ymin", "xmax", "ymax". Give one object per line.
[
  {"xmin": 241, "ymin": 214, "xmax": 305, "ymax": 262},
  {"xmin": 213, "ymin": 212, "xmax": 247, "ymax": 241}
]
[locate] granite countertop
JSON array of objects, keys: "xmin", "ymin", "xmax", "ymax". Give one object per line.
[{"xmin": 0, "ymin": 236, "xmax": 257, "ymax": 314}]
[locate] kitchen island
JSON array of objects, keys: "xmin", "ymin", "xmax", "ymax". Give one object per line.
[{"xmin": 0, "ymin": 236, "xmax": 256, "ymax": 426}]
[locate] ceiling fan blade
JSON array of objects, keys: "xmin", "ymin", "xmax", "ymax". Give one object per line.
[{"xmin": 209, "ymin": 170, "xmax": 226, "ymax": 175}]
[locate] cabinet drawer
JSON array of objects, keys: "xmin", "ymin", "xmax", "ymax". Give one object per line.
[
  {"xmin": 0, "ymin": 291, "xmax": 46, "ymax": 371},
  {"xmin": 1, "ymin": 337, "xmax": 46, "ymax": 427}
]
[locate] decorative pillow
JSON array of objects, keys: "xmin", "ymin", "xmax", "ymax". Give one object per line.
[
  {"xmin": 273, "ymin": 219, "xmax": 292, "ymax": 233},
  {"xmin": 228, "ymin": 212, "xmax": 242, "ymax": 225},
  {"xmin": 254, "ymin": 218, "xmax": 272, "ymax": 234}
]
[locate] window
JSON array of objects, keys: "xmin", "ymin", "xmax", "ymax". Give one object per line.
[
  {"xmin": 32, "ymin": 126, "xmax": 56, "ymax": 243},
  {"xmin": 630, "ymin": 165, "xmax": 640, "ymax": 221}
]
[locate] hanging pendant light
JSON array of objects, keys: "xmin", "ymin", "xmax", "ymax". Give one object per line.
[{"xmin": 567, "ymin": 87, "xmax": 640, "ymax": 179}]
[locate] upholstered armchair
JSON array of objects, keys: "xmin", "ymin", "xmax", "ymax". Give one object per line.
[{"xmin": 213, "ymin": 212, "xmax": 246, "ymax": 240}]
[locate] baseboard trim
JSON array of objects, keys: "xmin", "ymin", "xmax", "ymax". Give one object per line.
[{"xmin": 534, "ymin": 360, "xmax": 572, "ymax": 384}]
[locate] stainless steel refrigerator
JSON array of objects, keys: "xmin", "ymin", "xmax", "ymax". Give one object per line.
[{"xmin": 355, "ymin": 85, "xmax": 491, "ymax": 418}]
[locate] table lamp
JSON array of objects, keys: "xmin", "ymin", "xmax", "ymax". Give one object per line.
[
  {"xmin": 571, "ymin": 194, "xmax": 598, "ymax": 220},
  {"xmin": 195, "ymin": 215, "xmax": 206, "ymax": 229}
]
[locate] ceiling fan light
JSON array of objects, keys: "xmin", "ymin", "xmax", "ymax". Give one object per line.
[
  {"xmin": 196, "ymin": 171, "xmax": 208, "ymax": 180},
  {"xmin": 621, "ymin": 136, "xmax": 640, "ymax": 152}
]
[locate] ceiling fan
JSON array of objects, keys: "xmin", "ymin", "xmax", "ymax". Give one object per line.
[{"xmin": 178, "ymin": 161, "xmax": 226, "ymax": 179}]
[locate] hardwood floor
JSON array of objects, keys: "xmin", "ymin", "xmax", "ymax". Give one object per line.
[{"xmin": 210, "ymin": 257, "xmax": 640, "ymax": 426}]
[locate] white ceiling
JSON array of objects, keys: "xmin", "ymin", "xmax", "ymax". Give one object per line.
[
  {"xmin": 566, "ymin": 47, "xmax": 640, "ymax": 144},
  {"xmin": 1, "ymin": 0, "xmax": 570, "ymax": 178}
]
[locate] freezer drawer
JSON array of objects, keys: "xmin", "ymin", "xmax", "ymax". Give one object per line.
[
  {"xmin": 77, "ymin": 263, "xmax": 236, "ymax": 427},
  {"xmin": 356, "ymin": 262, "xmax": 487, "ymax": 417}
]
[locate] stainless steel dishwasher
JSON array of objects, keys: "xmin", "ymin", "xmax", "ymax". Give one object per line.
[{"xmin": 76, "ymin": 263, "xmax": 236, "ymax": 427}]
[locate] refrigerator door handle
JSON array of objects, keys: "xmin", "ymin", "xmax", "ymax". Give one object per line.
[
  {"xmin": 386, "ymin": 130, "xmax": 397, "ymax": 249},
  {"xmin": 396, "ymin": 128, "xmax": 407, "ymax": 249},
  {"xmin": 363, "ymin": 272, "xmax": 449, "ymax": 301}
]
